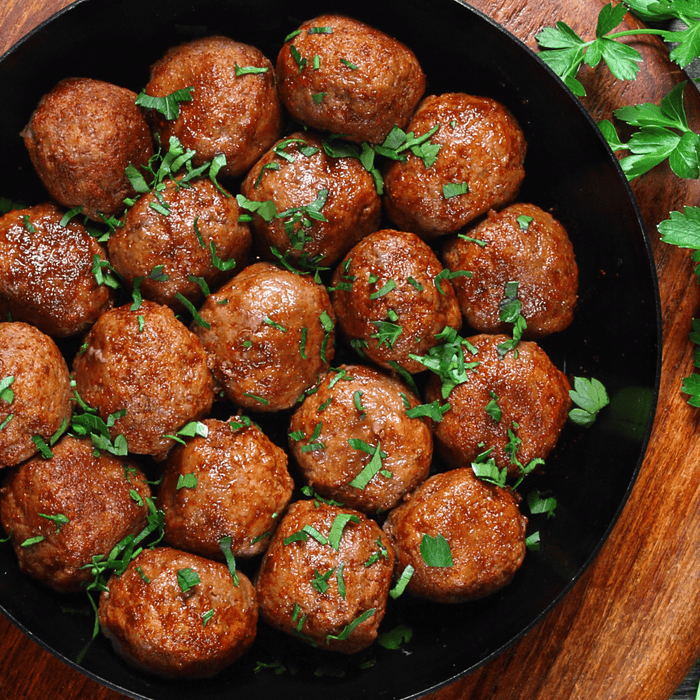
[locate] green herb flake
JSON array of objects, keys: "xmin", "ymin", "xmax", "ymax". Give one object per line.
[
  {"xmin": 312, "ymin": 92, "xmax": 327, "ymax": 105},
  {"xmin": 377, "ymin": 624, "xmax": 413, "ymax": 649},
  {"xmin": 442, "ymin": 182, "xmax": 469, "ymax": 199},
  {"xmin": 177, "ymin": 567, "xmax": 200, "ymax": 593},
  {"xmin": 234, "ymin": 64, "xmax": 269, "ymax": 76},
  {"xmin": 176, "ymin": 473, "xmax": 198, "ymax": 490},
  {"xmin": 135, "ymin": 86, "xmax": 194, "ymax": 120},
  {"xmin": 517, "ymin": 214, "xmax": 534, "ymax": 230},
  {"xmin": 0, "ymin": 376, "xmax": 15, "ymax": 404},
  {"xmin": 38, "ymin": 513, "xmax": 70, "ymax": 533},
  {"xmin": 419, "ymin": 533, "xmax": 453, "ymax": 568},
  {"xmin": 219, "ymin": 535, "xmax": 240, "ymax": 586},
  {"xmin": 20, "ymin": 535, "xmax": 45, "ymax": 548},
  {"xmin": 568, "ymin": 376, "xmax": 610, "ymax": 426},
  {"xmin": 389, "ymin": 564, "xmax": 415, "ymax": 599},
  {"xmin": 202, "ymin": 609, "xmax": 215, "ymax": 627},
  {"xmin": 369, "ymin": 278, "xmax": 396, "ymax": 300},
  {"xmin": 326, "ymin": 608, "xmax": 376, "ymax": 644},
  {"xmin": 340, "ymin": 57, "xmax": 358, "ymax": 69},
  {"xmin": 328, "ymin": 513, "xmax": 360, "ymax": 550}
]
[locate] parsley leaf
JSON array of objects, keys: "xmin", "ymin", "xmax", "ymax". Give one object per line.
[
  {"xmin": 419, "ymin": 533, "xmax": 453, "ymax": 567},
  {"xmin": 568, "ymin": 376, "xmax": 610, "ymax": 426}
]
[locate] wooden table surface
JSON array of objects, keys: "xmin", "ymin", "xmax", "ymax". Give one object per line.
[{"xmin": 2, "ymin": 1, "xmax": 700, "ymax": 699}]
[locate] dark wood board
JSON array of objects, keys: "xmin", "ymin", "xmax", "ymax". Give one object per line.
[{"xmin": 0, "ymin": 1, "xmax": 698, "ymax": 699}]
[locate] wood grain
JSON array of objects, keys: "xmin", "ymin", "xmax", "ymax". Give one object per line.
[{"xmin": 0, "ymin": 1, "xmax": 698, "ymax": 700}]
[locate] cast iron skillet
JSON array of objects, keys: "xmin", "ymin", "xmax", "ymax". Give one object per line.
[{"xmin": 0, "ymin": 0, "xmax": 661, "ymax": 698}]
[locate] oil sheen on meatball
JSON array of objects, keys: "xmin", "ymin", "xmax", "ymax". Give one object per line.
[
  {"xmin": 145, "ymin": 35, "xmax": 283, "ymax": 178},
  {"xmin": 21, "ymin": 77, "xmax": 154, "ymax": 221},
  {"xmin": 159, "ymin": 417, "xmax": 294, "ymax": 559},
  {"xmin": 289, "ymin": 364, "xmax": 432, "ymax": 513},
  {"xmin": 424, "ymin": 334, "xmax": 571, "ymax": 478},
  {"xmin": 0, "ymin": 322, "xmax": 72, "ymax": 468},
  {"xmin": 193, "ymin": 262, "xmax": 336, "ymax": 412},
  {"xmin": 276, "ymin": 14, "xmax": 426, "ymax": 144},
  {"xmin": 383, "ymin": 467, "xmax": 528, "ymax": 603},
  {"xmin": 240, "ymin": 130, "xmax": 381, "ymax": 268},
  {"xmin": 330, "ymin": 229, "xmax": 462, "ymax": 373},
  {"xmin": 72, "ymin": 300, "xmax": 214, "ymax": 460},
  {"xmin": 0, "ymin": 202, "xmax": 114, "ymax": 336},
  {"xmin": 98, "ymin": 546, "xmax": 258, "ymax": 678},
  {"xmin": 383, "ymin": 92, "xmax": 527, "ymax": 239},
  {"xmin": 442, "ymin": 203, "xmax": 578, "ymax": 338},
  {"xmin": 255, "ymin": 500, "xmax": 394, "ymax": 653},
  {"xmin": 108, "ymin": 177, "xmax": 251, "ymax": 310},
  {"xmin": 0, "ymin": 435, "xmax": 151, "ymax": 593}
]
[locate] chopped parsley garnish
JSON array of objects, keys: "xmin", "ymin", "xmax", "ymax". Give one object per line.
[
  {"xmin": 434, "ymin": 268, "xmax": 472, "ymax": 294},
  {"xmin": 163, "ymin": 420, "xmax": 209, "ymax": 445},
  {"xmin": 371, "ymin": 314, "xmax": 402, "ymax": 348},
  {"xmin": 219, "ymin": 535, "xmax": 240, "ymax": 586},
  {"xmin": 31, "ymin": 435, "xmax": 54, "ymax": 459},
  {"xmin": 326, "ymin": 608, "xmax": 376, "ymax": 644},
  {"xmin": 312, "ymin": 92, "xmax": 327, "ymax": 105},
  {"xmin": 38, "ymin": 513, "xmax": 69, "ymax": 533},
  {"xmin": 311, "ymin": 567, "xmax": 336, "ymax": 594},
  {"xmin": 20, "ymin": 535, "xmax": 45, "ymax": 548},
  {"xmin": 328, "ymin": 513, "xmax": 360, "ymax": 550},
  {"xmin": 176, "ymin": 473, "xmax": 198, "ymax": 490},
  {"xmin": 0, "ymin": 376, "xmax": 14, "ymax": 404},
  {"xmin": 389, "ymin": 565, "xmax": 415, "ymax": 599},
  {"xmin": 517, "ymin": 214, "xmax": 534, "ymax": 230},
  {"xmin": 442, "ymin": 182, "xmax": 469, "ymax": 199},
  {"xmin": 290, "ymin": 44, "xmax": 307, "ymax": 71},
  {"xmin": 264, "ymin": 315, "xmax": 288, "ymax": 332},
  {"xmin": 497, "ymin": 281, "xmax": 527, "ymax": 356},
  {"xmin": 340, "ymin": 58, "xmax": 358, "ymax": 70},
  {"xmin": 528, "ymin": 489, "xmax": 558, "ymax": 519},
  {"xmin": 202, "ymin": 609, "xmax": 215, "ymax": 627},
  {"xmin": 471, "ymin": 450, "xmax": 508, "ymax": 488},
  {"xmin": 420, "ymin": 533, "xmax": 453, "ymax": 568},
  {"xmin": 283, "ymin": 524, "xmax": 328, "ymax": 547},
  {"xmin": 568, "ymin": 376, "xmax": 610, "ymax": 426},
  {"xmin": 300, "ymin": 422, "xmax": 325, "ymax": 452},
  {"xmin": 177, "ymin": 567, "xmax": 200, "ymax": 593},
  {"xmin": 175, "ymin": 292, "xmax": 210, "ymax": 329},
  {"xmin": 404, "ymin": 399, "xmax": 450, "ymax": 422},
  {"xmin": 377, "ymin": 624, "xmax": 413, "ymax": 650},
  {"xmin": 369, "ymin": 278, "xmax": 396, "ymax": 300},
  {"xmin": 234, "ymin": 64, "xmax": 269, "ymax": 76},
  {"xmin": 135, "ymin": 86, "xmax": 194, "ymax": 120},
  {"xmin": 485, "ymin": 391, "xmax": 502, "ymax": 422},
  {"xmin": 347, "ymin": 439, "xmax": 391, "ymax": 489},
  {"xmin": 409, "ymin": 326, "xmax": 478, "ymax": 399}
]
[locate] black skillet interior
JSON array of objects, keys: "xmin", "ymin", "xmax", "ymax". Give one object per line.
[{"xmin": 0, "ymin": 0, "xmax": 661, "ymax": 699}]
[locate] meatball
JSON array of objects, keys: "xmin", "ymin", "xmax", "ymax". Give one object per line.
[
  {"xmin": 72, "ymin": 300, "xmax": 214, "ymax": 460},
  {"xmin": 276, "ymin": 14, "xmax": 425, "ymax": 144},
  {"xmin": 0, "ymin": 322, "xmax": 72, "ymax": 468},
  {"xmin": 0, "ymin": 435, "xmax": 151, "ymax": 593},
  {"xmin": 98, "ymin": 546, "xmax": 258, "ymax": 678},
  {"xmin": 108, "ymin": 177, "xmax": 251, "ymax": 310},
  {"xmin": 240, "ymin": 131, "xmax": 381, "ymax": 268},
  {"xmin": 441, "ymin": 203, "xmax": 578, "ymax": 338},
  {"xmin": 158, "ymin": 417, "xmax": 294, "ymax": 559},
  {"xmin": 255, "ymin": 500, "xmax": 394, "ymax": 653},
  {"xmin": 329, "ymin": 229, "xmax": 462, "ymax": 373},
  {"xmin": 0, "ymin": 202, "xmax": 114, "ymax": 336},
  {"xmin": 289, "ymin": 364, "xmax": 432, "ymax": 513},
  {"xmin": 382, "ymin": 467, "xmax": 528, "ymax": 603},
  {"xmin": 424, "ymin": 334, "xmax": 571, "ymax": 478},
  {"xmin": 21, "ymin": 77, "xmax": 154, "ymax": 221},
  {"xmin": 193, "ymin": 262, "xmax": 335, "ymax": 412},
  {"xmin": 383, "ymin": 93, "xmax": 527, "ymax": 239},
  {"xmin": 144, "ymin": 35, "xmax": 283, "ymax": 178}
]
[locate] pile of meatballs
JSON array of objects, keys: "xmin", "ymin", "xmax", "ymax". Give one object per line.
[{"xmin": 0, "ymin": 13, "xmax": 579, "ymax": 680}]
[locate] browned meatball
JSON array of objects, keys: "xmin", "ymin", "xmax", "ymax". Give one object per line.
[
  {"xmin": 193, "ymin": 262, "xmax": 335, "ymax": 412},
  {"xmin": 330, "ymin": 229, "xmax": 462, "ymax": 373},
  {"xmin": 0, "ymin": 322, "xmax": 72, "ymax": 468},
  {"xmin": 158, "ymin": 417, "xmax": 294, "ymax": 559},
  {"xmin": 0, "ymin": 202, "xmax": 114, "ymax": 336},
  {"xmin": 98, "ymin": 546, "xmax": 258, "ymax": 678},
  {"xmin": 21, "ymin": 77, "xmax": 154, "ymax": 221},
  {"xmin": 72, "ymin": 300, "xmax": 214, "ymax": 460},
  {"xmin": 0, "ymin": 435, "xmax": 150, "ymax": 593},
  {"xmin": 255, "ymin": 500, "xmax": 394, "ymax": 653},
  {"xmin": 442, "ymin": 204, "xmax": 578, "ymax": 338},
  {"xmin": 240, "ymin": 131, "xmax": 381, "ymax": 268},
  {"xmin": 108, "ymin": 177, "xmax": 251, "ymax": 310},
  {"xmin": 289, "ymin": 364, "xmax": 432, "ymax": 513},
  {"xmin": 383, "ymin": 93, "xmax": 527, "ymax": 239},
  {"xmin": 144, "ymin": 36, "xmax": 283, "ymax": 178},
  {"xmin": 276, "ymin": 15, "xmax": 425, "ymax": 144},
  {"xmin": 424, "ymin": 334, "xmax": 571, "ymax": 478},
  {"xmin": 382, "ymin": 467, "xmax": 528, "ymax": 603}
]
